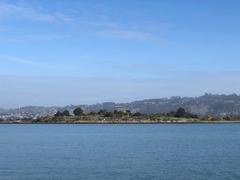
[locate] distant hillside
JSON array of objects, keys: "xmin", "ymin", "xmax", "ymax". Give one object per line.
[
  {"xmin": 1, "ymin": 93, "xmax": 240, "ymax": 118},
  {"xmin": 124, "ymin": 93, "xmax": 240, "ymax": 115},
  {"xmin": 84, "ymin": 93, "xmax": 240, "ymax": 116}
]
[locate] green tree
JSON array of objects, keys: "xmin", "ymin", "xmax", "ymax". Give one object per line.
[
  {"xmin": 126, "ymin": 110, "xmax": 131, "ymax": 114},
  {"xmin": 133, "ymin": 112, "xmax": 142, "ymax": 116},
  {"xmin": 54, "ymin": 111, "xmax": 63, "ymax": 117},
  {"xmin": 113, "ymin": 110, "xmax": 125, "ymax": 117},
  {"xmin": 73, "ymin": 107, "xmax": 84, "ymax": 116},
  {"xmin": 62, "ymin": 110, "xmax": 70, "ymax": 116},
  {"xmin": 98, "ymin": 109, "xmax": 107, "ymax": 115},
  {"xmin": 104, "ymin": 112, "xmax": 114, "ymax": 117},
  {"xmin": 175, "ymin": 107, "xmax": 186, "ymax": 117}
]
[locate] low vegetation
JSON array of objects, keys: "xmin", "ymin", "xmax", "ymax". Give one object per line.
[
  {"xmin": 18, "ymin": 107, "xmax": 240, "ymax": 124},
  {"xmin": 1, "ymin": 107, "xmax": 239, "ymax": 124}
]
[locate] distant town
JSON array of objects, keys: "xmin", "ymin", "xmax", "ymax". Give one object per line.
[{"xmin": 1, "ymin": 94, "xmax": 240, "ymax": 123}]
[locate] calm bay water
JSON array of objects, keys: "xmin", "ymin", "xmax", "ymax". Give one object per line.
[{"xmin": 0, "ymin": 124, "xmax": 240, "ymax": 180}]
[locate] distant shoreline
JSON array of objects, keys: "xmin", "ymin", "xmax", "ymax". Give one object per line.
[
  {"xmin": 1, "ymin": 120, "xmax": 240, "ymax": 125},
  {"xmin": 2, "ymin": 107, "xmax": 240, "ymax": 125}
]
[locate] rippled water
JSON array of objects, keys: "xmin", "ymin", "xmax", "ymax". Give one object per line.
[{"xmin": 0, "ymin": 124, "xmax": 240, "ymax": 180}]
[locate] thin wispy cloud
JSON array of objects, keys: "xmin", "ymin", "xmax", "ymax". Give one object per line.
[
  {"xmin": 0, "ymin": 1, "xmax": 165, "ymax": 44},
  {"xmin": 97, "ymin": 30, "xmax": 162, "ymax": 42},
  {"xmin": 0, "ymin": 55, "xmax": 86, "ymax": 76},
  {"xmin": 1, "ymin": 55, "xmax": 50, "ymax": 68},
  {"xmin": 0, "ymin": 1, "xmax": 71, "ymax": 22},
  {"xmin": 0, "ymin": 33, "xmax": 71, "ymax": 43}
]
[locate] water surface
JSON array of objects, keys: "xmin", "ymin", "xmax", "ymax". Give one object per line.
[{"xmin": 0, "ymin": 124, "xmax": 240, "ymax": 180}]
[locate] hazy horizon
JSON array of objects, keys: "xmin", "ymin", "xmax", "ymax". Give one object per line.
[
  {"xmin": 1, "ymin": 92, "xmax": 240, "ymax": 110},
  {"xmin": 1, "ymin": 0, "xmax": 240, "ymax": 108}
]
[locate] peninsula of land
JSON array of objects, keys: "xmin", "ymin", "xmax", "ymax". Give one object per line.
[{"xmin": 1, "ymin": 107, "xmax": 240, "ymax": 124}]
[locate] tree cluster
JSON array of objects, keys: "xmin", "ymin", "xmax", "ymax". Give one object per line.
[
  {"xmin": 174, "ymin": 107, "xmax": 198, "ymax": 118},
  {"xmin": 54, "ymin": 107, "xmax": 197, "ymax": 119},
  {"xmin": 54, "ymin": 107, "xmax": 84, "ymax": 117},
  {"xmin": 54, "ymin": 110, "xmax": 71, "ymax": 117}
]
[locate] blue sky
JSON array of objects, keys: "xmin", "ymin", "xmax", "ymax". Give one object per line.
[{"xmin": 0, "ymin": 0, "xmax": 240, "ymax": 108}]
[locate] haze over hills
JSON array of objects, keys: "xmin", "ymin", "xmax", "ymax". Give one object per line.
[{"xmin": 1, "ymin": 93, "xmax": 240, "ymax": 119}]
